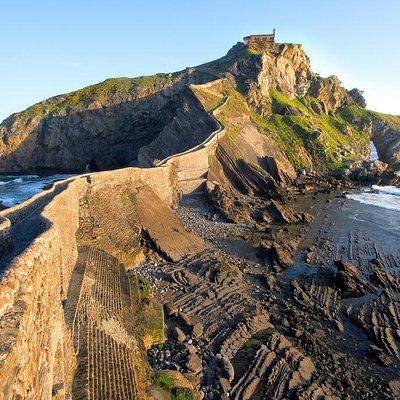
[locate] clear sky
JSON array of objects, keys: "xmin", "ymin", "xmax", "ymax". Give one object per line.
[{"xmin": 0, "ymin": 0, "xmax": 399, "ymax": 122}]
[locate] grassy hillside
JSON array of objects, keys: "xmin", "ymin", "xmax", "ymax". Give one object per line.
[
  {"xmin": 13, "ymin": 73, "xmax": 178, "ymax": 124},
  {"xmin": 192, "ymin": 80, "xmax": 373, "ymax": 171}
]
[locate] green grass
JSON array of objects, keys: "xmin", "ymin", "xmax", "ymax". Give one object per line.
[
  {"xmin": 270, "ymin": 90, "xmax": 310, "ymax": 115},
  {"xmin": 138, "ymin": 276, "xmax": 151, "ymax": 299},
  {"xmin": 253, "ymin": 91, "xmax": 372, "ymax": 170},
  {"xmin": 338, "ymin": 105, "xmax": 400, "ymax": 129},
  {"xmin": 151, "ymin": 374, "xmax": 175, "ymax": 391},
  {"xmin": 151, "ymin": 373, "xmax": 194, "ymax": 400},
  {"xmin": 214, "ymin": 84, "xmax": 374, "ymax": 171},
  {"xmin": 190, "ymin": 86, "xmax": 224, "ymax": 112},
  {"xmin": 172, "ymin": 390, "xmax": 194, "ymax": 400},
  {"xmin": 18, "ymin": 74, "xmax": 177, "ymax": 123}
]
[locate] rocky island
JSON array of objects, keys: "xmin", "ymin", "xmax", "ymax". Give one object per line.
[{"xmin": 0, "ymin": 34, "xmax": 400, "ymax": 400}]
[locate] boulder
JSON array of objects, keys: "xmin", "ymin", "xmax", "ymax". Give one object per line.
[
  {"xmin": 183, "ymin": 343, "xmax": 198, "ymax": 354},
  {"xmin": 187, "ymin": 353, "xmax": 203, "ymax": 374},
  {"xmin": 334, "ymin": 260, "xmax": 374, "ymax": 297},
  {"xmin": 192, "ymin": 322, "xmax": 204, "ymax": 338},
  {"xmin": 173, "ymin": 327, "xmax": 186, "ymax": 342},
  {"xmin": 164, "ymin": 302, "xmax": 178, "ymax": 316},
  {"xmin": 298, "ymin": 356, "xmax": 315, "ymax": 381},
  {"xmin": 389, "ymin": 380, "xmax": 400, "ymax": 398},
  {"xmin": 219, "ymin": 377, "xmax": 231, "ymax": 393},
  {"xmin": 218, "ymin": 355, "xmax": 235, "ymax": 382},
  {"xmin": 178, "ymin": 312, "xmax": 193, "ymax": 328}
]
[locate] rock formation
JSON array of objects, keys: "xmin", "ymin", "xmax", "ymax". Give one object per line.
[{"xmin": 1, "ymin": 40, "xmax": 399, "ymax": 174}]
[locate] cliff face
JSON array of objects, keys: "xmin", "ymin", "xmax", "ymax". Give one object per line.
[
  {"xmin": 0, "ymin": 39, "xmax": 398, "ymax": 173},
  {"xmin": 0, "ymin": 76, "xmax": 217, "ymax": 172}
]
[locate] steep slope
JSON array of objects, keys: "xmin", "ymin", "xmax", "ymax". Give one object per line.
[{"xmin": 0, "ymin": 39, "xmax": 399, "ymax": 174}]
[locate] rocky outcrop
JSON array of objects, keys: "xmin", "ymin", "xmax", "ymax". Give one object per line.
[
  {"xmin": 230, "ymin": 332, "xmax": 316, "ymax": 400},
  {"xmin": 221, "ymin": 43, "xmax": 313, "ymax": 114},
  {"xmin": 372, "ymin": 117, "xmax": 400, "ymax": 169},
  {"xmin": 0, "ymin": 81, "xmax": 217, "ymax": 172},
  {"xmin": 308, "ymin": 75, "xmax": 354, "ymax": 114}
]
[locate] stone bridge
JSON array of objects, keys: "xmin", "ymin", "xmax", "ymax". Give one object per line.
[{"xmin": 0, "ymin": 80, "xmax": 227, "ymax": 399}]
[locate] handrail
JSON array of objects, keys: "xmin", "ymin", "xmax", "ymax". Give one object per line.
[{"xmin": 155, "ymin": 95, "xmax": 228, "ymax": 167}]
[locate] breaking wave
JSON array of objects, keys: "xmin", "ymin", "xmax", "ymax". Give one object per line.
[
  {"xmin": 0, "ymin": 174, "xmax": 73, "ymax": 207},
  {"xmin": 0, "ymin": 177, "xmax": 23, "ymax": 185},
  {"xmin": 347, "ymin": 185, "xmax": 400, "ymax": 212}
]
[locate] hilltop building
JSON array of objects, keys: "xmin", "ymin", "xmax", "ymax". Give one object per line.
[{"xmin": 243, "ymin": 29, "xmax": 276, "ymax": 45}]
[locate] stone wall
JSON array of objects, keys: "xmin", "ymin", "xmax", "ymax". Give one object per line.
[
  {"xmin": 0, "ymin": 217, "xmax": 11, "ymax": 255},
  {"xmin": 0, "ymin": 177, "xmax": 86, "ymax": 399}
]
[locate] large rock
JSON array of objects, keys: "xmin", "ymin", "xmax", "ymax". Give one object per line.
[
  {"xmin": 334, "ymin": 260, "xmax": 374, "ymax": 297},
  {"xmin": 217, "ymin": 355, "xmax": 235, "ymax": 382},
  {"xmin": 186, "ymin": 353, "xmax": 203, "ymax": 374}
]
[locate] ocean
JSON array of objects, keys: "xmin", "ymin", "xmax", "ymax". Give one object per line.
[
  {"xmin": 347, "ymin": 185, "xmax": 400, "ymax": 213},
  {"xmin": 0, "ymin": 174, "xmax": 73, "ymax": 207},
  {"xmin": 346, "ymin": 141, "xmax": 400, "ymax": 212}
]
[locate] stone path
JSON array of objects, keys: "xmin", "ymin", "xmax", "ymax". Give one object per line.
[{"xmin": 67, "ymin": 188, "xmax": 139, "ymax": 400}]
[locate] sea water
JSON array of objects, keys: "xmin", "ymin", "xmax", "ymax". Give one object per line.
[
  {"xmin": 0, "ymin": 174, "xmax": 73, "ymax": 207},
  {"xmin": 347, "ymin": 185, "xmax": 400, "ymax": 212},
  {"xmin": 347, "ymin": 141, "xmax": 400, "ymax": 212}
]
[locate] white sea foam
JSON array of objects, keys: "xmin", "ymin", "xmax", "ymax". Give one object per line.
[
  {"xmin": 348, "ymin": 185, "xmax": 400, "ymax": 212},
  {"xmin": 371, "ymin": 185, "xmax": 400, "ymax": 196},
  {"xmin": 0, "ymin": 177, "xmax": 23, "ymax": 186},
  {"xmin": 0, "ymin": 174, "xmax": 72, "ymax": 206}
]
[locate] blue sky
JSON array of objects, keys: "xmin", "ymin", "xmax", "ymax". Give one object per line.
[{"xmin": 0, "ymin": 0, "xmax": 399, "ymax": 122}]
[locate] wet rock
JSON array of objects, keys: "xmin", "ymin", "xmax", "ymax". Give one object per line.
[
  {"xmin": 389, "ymin": 380, "xmax": 400, "ymax": 398},
  {"xmin": 334, "ymin": 319, "xmax": 344, "ymax": 333},
  {"xmin": 178, "ymin": 312, "xmax": 193, "ymax": 328},
  {"xmin": 335, "ymin": 260, "xmax": 374, "ymax": 297},
  {"xmin": 298, "ymin": 357, "xmax": 316, "ymax": 381},
  {"xmin": 367, "ymin": 344, "xmax": 392, "ymax": 366},
  {"xmin": 264, "ymin": 273, "xmax": 276, "ymax": 290},
  {"xmin": 219, "ymin": 377, "xmax": 231, "ymax": 393},
  {"xmin": 269, "ymin": 200, "xmax": 313, "ymax": 224},
  {"xmin": 164, "ymin": 302, "xmax": 178, "ymax": 316},
  {"xmin": 218, "ymin": 355, "xmax": 235, "ymax": 382},
  {"xmin": 369, "ymin": 259, "xmax": 400, "ymax": 291},
  {"xmin": 242, "ymin": 377, "xmax": 261, "ymax": 400},
  {"xmin": 192, "ymin": 322, "xmax": 204, "ymax": 338},
  {"xmin": 187, "ymin": 353, "xmax": 203, "ymax": 374},
  {"xmin": 173, "ymin": 327, "xmax": 186, "ymax": 342},
  {"xmin": 184, "ymin": 372, "xmax": 202, "ymax": 388},
  {"xmin": 184, "ymin": 343, "xmax": 198, "ymax": 354}
]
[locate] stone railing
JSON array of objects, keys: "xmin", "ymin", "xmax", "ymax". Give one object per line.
[
  {"xmin": 0, "ymin": 216, "xmax": 11, "ymax": 254},
  {"xmin": 156, "ymin": 86, "xmax": 227, "ymax": 194}
]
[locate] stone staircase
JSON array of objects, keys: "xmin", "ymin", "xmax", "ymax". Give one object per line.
[
  {"xmin": 66, "ymin": 185, "xmax": 140, "ymax": 399},
  {"xmin": 70, "ymin": 247, "xmax": 138, "ymax": 400}
]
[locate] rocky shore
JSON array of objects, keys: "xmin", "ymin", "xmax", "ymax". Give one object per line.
[{"xmin": 127, "ymin": 163, "xmax": 400, "ymax": 400}]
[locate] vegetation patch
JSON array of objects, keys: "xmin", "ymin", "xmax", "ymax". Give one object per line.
[
  {"xmin": 190, "ymin": 86, "xmax": 224, "ymax": 112},
  {"xmin": 151, "ymin": 371, "xmax": 195, "ymax": 400},
  {"xmin": 130, "ymin": 275, "xmax": 165, "ymax": 349},
  {"xmin": 19, "ymin": 73, "xmax": 177, "ymax": 123},
  {"xmin": 270, "ymin": 90, "xmax": 309, "ymax": 115},
  {"xmin": 138, "ymin": 276, "xmax": 151, "ymax": 299}
]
